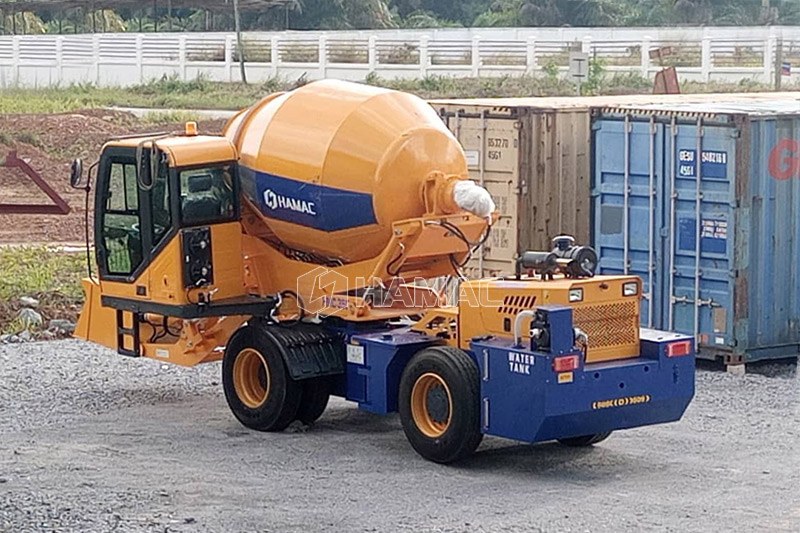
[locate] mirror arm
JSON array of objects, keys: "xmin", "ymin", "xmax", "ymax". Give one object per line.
[{"xmin": 86, "ymin": 160, "xmax": 99, "ymax": 191}]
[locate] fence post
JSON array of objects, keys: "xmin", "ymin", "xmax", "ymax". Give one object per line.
[
  {"xmin": 271, "ymin": 35, "xmax": 279, "ymax": 78},
  {"xmin": 641, "ymin": 37, "xmax": 651, "ymax": 78},
  {"xmin": 471, "ymin": 36, "xmax": 480, "ymax": 77},
  {"xmin": 93, "ymin": 34, "xmax": 100, "ymax": 85},
  {"xmin": 581, "ymin": 36, "xmax": 592, "ymax": 55},
  {"xmin": 368, "ymin": 35, "xmax": 377, "ymax": 73},
  {"xmin": 701, "ymin": 36, "xmax": 712, "ymax": 82},
  {"xmin": 12, "ymin": 36, "xmax": 20, "ymax": 87},
  {"xmin": 319, "ymin": 34, "xmax": 327, "ymax": 78},
  {"xmin": 179, "ymin": 35, "xmax": 187, "ymax": 81},
  {"xmin": 56, "ymin": 36, "xmax": 63, "ymax": 83},
  {"xmin": 526, "ymin": 37, "xmax": 536, "ymax": 75},
  {"xmin": 419, "ymin": 36, "xmax": 429, "ymax": 77},
  {"xmin": 136, "ymin": 34, "xmax": 144, "ymax": 85},
  {"xmin": 224, "ymin": 34, "xmax": 234, "ymax": 82},
  {"xmin": 764, "ymin": 36, "xmax": 776, "ymax": 84}
]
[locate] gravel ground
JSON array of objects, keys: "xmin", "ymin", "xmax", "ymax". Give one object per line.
[{"xmin": 1, "ymin": 340, "xmax": 798, "ymax": 533}]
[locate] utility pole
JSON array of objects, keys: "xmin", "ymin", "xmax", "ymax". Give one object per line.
[
  {"xmin": 774, "ymin": 38, "xmax": 782, "ymax": 91},
  {"xmin": 233, "ymin": 0, "xmax": 247, "ymax": 84}
]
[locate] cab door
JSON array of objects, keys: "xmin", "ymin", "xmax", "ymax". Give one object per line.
[
  {"xmin": 96, "ymin": 149, "xmax": 146, "ymax": 282},
  {"xmin": 95, "ymin": 147, "xmax": 174, "ymax": 290}
]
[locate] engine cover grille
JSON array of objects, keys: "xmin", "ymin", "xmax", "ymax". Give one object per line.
[{"xmin": 573, "ymin": 300, "xmax": 640, "ymax": 362}]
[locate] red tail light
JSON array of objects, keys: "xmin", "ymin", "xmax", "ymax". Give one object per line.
[
  {"xmin": 553, "ymin": 355, "xmax": 580, "ymax": 372},
  {"xmin": 666, "ymin": 340, "xmax": 692, "ymax": 357}
]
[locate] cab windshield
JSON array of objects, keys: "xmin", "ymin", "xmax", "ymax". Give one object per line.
[{"xmin": 179, "ymin": 164, "xmax": 236, "ymax": 226}]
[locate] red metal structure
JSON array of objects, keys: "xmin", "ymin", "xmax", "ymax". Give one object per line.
[{"xmin": 0, "ymin": 151, "xmax": 71, "ymax": 215}]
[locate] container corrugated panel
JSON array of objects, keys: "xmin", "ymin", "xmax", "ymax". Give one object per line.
[
  {"xmin": 592, "ymin": 99, "xmax": 800, "ymax": 363},
  {"xmin": 433, "ymin": 100, "xmax": 592, "ymax": 278}
]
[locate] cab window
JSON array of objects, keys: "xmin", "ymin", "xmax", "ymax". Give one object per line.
[
  {"xmin": 103, "ymin": 162, "xmax": 142, "ymax": 276},
  {"xmin": 179, "ymin": 164, "xmax": 235, "ymax": 226}
]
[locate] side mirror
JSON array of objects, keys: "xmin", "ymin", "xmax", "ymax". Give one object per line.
[{"xmin": 69, "ymin": 158, "xmax": 84, "ymax": 189}]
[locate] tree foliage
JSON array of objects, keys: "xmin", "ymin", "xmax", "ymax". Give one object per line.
[{"xmin": 0, "ymin": 0, "xmax": 798, "ymax": 32}]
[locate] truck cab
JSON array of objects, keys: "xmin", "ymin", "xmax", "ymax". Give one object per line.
[
  {"xmin": 96, "ymin": 134, "xmax": 237, "ymax": 289},
  {"xmin": 74, "ymin": 128, "xmax": 274, "ymax": 362}
]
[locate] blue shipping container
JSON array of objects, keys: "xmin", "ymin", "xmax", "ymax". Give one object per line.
[{"xmin": 592, "ymin": 101, "xmax": 800, "ymax": 364}]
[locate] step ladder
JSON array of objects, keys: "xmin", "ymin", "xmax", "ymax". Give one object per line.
[{"xmin": 115, "ymin": 309, "xmax": 141, "ymax": 357}]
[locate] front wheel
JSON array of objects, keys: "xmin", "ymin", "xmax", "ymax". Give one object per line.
[
  {"xmin": 222, "ymin": 325, "xmax": 302, "ymax": 431},
  {"xmin": 557, "ymin": 432, "xmax": 612, "ymax": 447},
  {"xmin": 398, "ymin": 346, "xmax": 483, "ymax": 464}
]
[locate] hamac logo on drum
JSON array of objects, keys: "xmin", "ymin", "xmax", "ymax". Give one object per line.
[
  {"xmin": 263, "ymin": 189, "xmax": 279, "ymax": 210},
  {"xmin": 262, "ymin": 188, "xmax": 317, "ymax": 215}
]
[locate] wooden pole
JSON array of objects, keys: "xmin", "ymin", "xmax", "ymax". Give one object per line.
[{"xmin": 233, "ymin": 0, "xmax": 247, "ymax": 84}]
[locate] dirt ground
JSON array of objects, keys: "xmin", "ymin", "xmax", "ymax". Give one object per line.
[
  {"xmin": 0, "ymin": 340, "xmax": 797, "ymax": 533},
  {"xmin": 0, "ymin": 112, "xmax": 226, "ymax": 244}
]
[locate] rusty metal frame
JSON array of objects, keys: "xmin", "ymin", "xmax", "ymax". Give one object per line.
[{"xmin": 0, "ymin": 151, "xmax": 71, "ymax": 215}]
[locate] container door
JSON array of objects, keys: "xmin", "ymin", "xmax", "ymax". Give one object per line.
[
  {"xmin": 592, "ymin": 116, "xmax": 665, "ymax": 328},
  {"xmin": 742, "ymin": 116, "xmax": 800, "ymax": 360},
  {"xmin": 440, "ymin": 109, "xmax": 521, "ymax": 278},
  {"xmin": 665, "ymin": 119, "xmax": 736, "ymax": 352}
]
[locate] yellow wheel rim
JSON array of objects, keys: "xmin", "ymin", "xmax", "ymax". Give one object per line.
[
  {"xmin": 410, "ymin": 372, "xmax": 453, "ymax": 438},
  {"xmin": 233, "ymin": 348, "xmax": 270, "ymax": 409}
]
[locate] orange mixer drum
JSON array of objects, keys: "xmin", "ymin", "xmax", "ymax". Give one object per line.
[{"xmin": 223, "ymin": 79, "xmax": 468, "ymax": 263}]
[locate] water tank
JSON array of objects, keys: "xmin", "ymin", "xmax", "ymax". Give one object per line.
[{"xmin": 224, "ymin": 79, "xmax": 470, "ymax": 263}]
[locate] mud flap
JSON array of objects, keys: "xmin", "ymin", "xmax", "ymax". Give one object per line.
[{"xmin": 258, "ymin": 322, "xmax": 346, "ymax": 380}]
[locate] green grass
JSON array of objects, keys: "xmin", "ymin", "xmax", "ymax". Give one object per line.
[
  {"xmin": 1, "ymin": 73, "xmax": 797, "ymax": 115},
  {"xmin": 366, "ymin": 73, "xmax": 578, "ymax": 98},
  {"xmin": 0, "ymin": 130, "xmax": 44, "ymax": 148},
  {"xmin": 0, "ymin": 76, "xmax": 285, "ymax": 114},
  {"xmin": 0, "ymin": 246, "xmax": 88, "ymax": 334},
  {"xmin": 0, "ymin": 246, "xmax": 86, "ymax": 300},
  {"xmin": 140, "ymin": 110, "xmax": 202, "ymax": 124}
]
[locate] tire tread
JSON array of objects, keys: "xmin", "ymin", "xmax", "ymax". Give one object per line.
[{"xmin": 399, "ymin": 345, "xmax": 483, "ymax": 464}]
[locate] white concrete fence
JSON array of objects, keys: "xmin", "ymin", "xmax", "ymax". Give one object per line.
[{"xmin": 1, "ymin": 26, "xmax": 798, "ymax": 88}]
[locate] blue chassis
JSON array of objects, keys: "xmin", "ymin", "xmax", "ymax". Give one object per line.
[{"xmin": 329, "ymin": 305, "xmax": 695, "ymax": 443}]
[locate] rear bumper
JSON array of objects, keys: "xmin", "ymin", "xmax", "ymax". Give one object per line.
[{"xmin": 471, "ymin": 329, "xmax": 695, "ymax": 443}]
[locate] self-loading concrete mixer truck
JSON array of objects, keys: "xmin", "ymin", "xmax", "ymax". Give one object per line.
[{"xmin": 69, "ymin": 80, "xmax": 694, "ymax": 463}]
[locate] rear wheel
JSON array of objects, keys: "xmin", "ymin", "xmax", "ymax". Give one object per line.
[
  {"xmin": 557, "ymin": 432, "xmax": 612, "ymax": 447},
  {"xmin": 296, "ymin": 377, "xmax": 331, "ymax": 424},
  {"xmin": 222, "ymin": 325, "xmax": 302, "ymax": 431},
  {"xmin": 398, "ymin": 346, "xmax": 483, "ymax": 464}
]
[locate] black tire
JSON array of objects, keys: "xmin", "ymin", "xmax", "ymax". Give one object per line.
[
  {"xmin": 222, "ymin": 325, "xmax": 302, "ymax": 432},
  {"xmin": 296, "ymin": 377, "xmax": 331, "ymax": 424},
  {"xmin": 398, "ymin": 346, "xmax": 483, "ymax": 464},
  {"xmin": 557, "ymin": 432, "xmax": 612, "ymax": 447}
]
